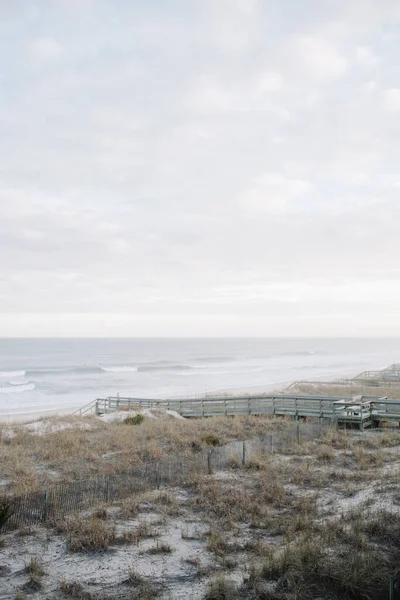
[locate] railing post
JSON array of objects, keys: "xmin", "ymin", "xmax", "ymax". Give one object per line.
[{"xmin": 296, "ymin": 423, "xmax": 300, "ymax": 444}]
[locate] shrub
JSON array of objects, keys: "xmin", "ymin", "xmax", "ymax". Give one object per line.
[
  {"xmin": 25, "ymin": 556, "xmax": 46, "ymax": 578},
  {"xmin": 124, "ymin": 414, "xmax": 145, "ymax": 425},
  {"xmin": 202, "ymin": 435, "xmax": 220, "ymax": 447},
  {"xmin": 317, "ymin": 444, "xmax": 335, "ymax": 462},
  {"xmin": 204, "ymin": 576, "xmax": 238, "ymax": 600},
  {"xmin": 67, "ymin": 517, "xmax": 116, "ymax": 553},
  {"xmin": 92, "ymin": 507, "xmax": 107, "ymax": 520},
  {"xmin": 0, "ymin": 499, "xmax": 13, "ymax": 528},
  {"xmin": 127, "ymin": 569, "xmax": 159, "ymax": 599},
  {"xmin": 246, "ymin": 531, "xmax": 388, "ymax": 600},
  {"xmin": 207, "ymin": 531, "xmax": 229, "ymax": 556},
  {"xmin": 147, "ymin": 542, "xmax": 174, "ymax": 554},
  {"xmin": 59, "ymin": 581, "xmax": 94, "ymax": 599}
]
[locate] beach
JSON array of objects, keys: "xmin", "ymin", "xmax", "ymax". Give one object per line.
[{"xmin": 0, "ymin": 337, "xmax": 399, "ymax": 421}]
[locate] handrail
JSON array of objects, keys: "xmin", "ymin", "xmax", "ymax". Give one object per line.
[
  {"xmin": 72, "ymin": 399, "xmax": 99, "ymax": 416},
  {"xmin": 74, "ymin": 392, "xmax": 400, "ymax": 428}
]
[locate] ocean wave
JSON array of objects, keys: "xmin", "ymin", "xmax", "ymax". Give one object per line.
[
  {"xmin": 138, "ymin": 365, "xmax": 194, "ymax": 373},
  {"xmin": 101, "ymin": 366, "xmax": 138, "ymax": 373},
  {"xmin": 0, "ymin": 370, "xmax": 26, "ymax": 378},
  {"xmin": 282, "ymin": 351, "xmax": 316, "ymax": 357},
  {"xmin": 192, "ymin": 356, "xmax": 233, "ymax": 364},
  {"xmin": 0, "ymin": 382, "xmax": 35, "ymax": 394},
  {"xmin": 27, "ymin": 366, "xmax": 104, "ymax": 377}
]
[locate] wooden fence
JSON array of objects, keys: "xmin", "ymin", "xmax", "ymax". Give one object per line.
[{"xmin": 1, "ymin": 421, "xmax": 328, "ymax": 532}]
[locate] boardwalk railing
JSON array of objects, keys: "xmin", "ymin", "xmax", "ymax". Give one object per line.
[
  {"xmin": 1, "ymin": 421, "xmax": 328, "ymax": 532},
  {"xmin": 83, "ymin": 393, "xmax": 400, "ymax": 428}
]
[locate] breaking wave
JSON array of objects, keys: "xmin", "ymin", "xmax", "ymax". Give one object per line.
[
  {"xmin": 282, "ymin": 351, "xmax": 316, "ymax": 357},
  {"xmin": 138, "ymin": 365, "xmax": 194, "ymax": 373},
  {"xmin": 0, "ymin": 381, "xmax": 35, "ymax": 394},
  {"xmin": 0, "ymin": 370, "xmax": 26, "ymax": 378},
  {"xmin": 101, "ymin": 366, "xmax": 138, "ymax": 373}
]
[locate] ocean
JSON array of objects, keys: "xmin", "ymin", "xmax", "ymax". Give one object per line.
[{"xmin": 0, "ymin": 338, "xmax": 399, "ymax": 421}]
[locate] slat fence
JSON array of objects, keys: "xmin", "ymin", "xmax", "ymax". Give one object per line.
[{"xmin": 1, "ymin": 421, "xmax": 330, "ymax": 532}]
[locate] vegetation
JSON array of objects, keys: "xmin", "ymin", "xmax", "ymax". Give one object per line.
[
  {"xmin": 0, "ymin": 414, "xmax": 290, "ymax": 493},
  {"xmin": 0, "ymin": 499, "xmax": 13, "ymax": 528},
  {"xmin": 204, "ymin": 576, "xmax": 238, "ymax": 600},
  {"xmin": 2, "ymin": 410, "xmax": 400, "ymax": 599},
  {"xmin": 124, "ymin": 413, "xmax": 145, "ymax": 425}
]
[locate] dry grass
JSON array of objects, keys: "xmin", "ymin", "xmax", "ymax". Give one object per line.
[
  {"xmin": 244, "ymin": 504, "xmax": 400, "ymax": 600},
  {"xmin": 66, "ymin": 517, "xmax": 116, "ymax": 553},
  {"xmin": 25, "ymin": 555, "xmax": 46, "ymax": 578},
  {"xmin": 146, "ymin": 541, "xmax": 174, "ymax": 554},
  {"xmin": 126, "ymin": 569, "xmax": 160, "ymax": 599},
  {"xmin": 205, "ymin": 576, "xmax": 239, "ymax": 600},
  {"xmin": 317, "ymin": 443, "xmax": 335, "ymax": 462},
  {"xmin": 4, "ymin": 418, "xmax": 400, "ymax": 600},
  {"xmin": 0, "ymin": 414, "xmax": 290, "ymax": 493},
  {"xmin": 290, "ymin": 381, "xmax": 400, "ymax": 399}
]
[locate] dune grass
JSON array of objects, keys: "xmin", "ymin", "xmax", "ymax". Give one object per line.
[{"xmin": 0, "ymin": 414, "xmax": 291, "ymax": 494}]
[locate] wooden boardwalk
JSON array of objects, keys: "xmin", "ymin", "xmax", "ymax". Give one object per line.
[{"xmin": 75, "ymin": 393, "xmax": 400, "ymax": 429}]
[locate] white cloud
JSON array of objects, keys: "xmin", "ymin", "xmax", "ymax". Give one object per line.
[
  {"xmin": 186, "ymin": 73, "xmax": 288, "ymax": 115},
  {"xmin": 364, "ymin": 80, "xmax": 376, "ymax": 93},
  {"xmin": 30, "ymin": 37, "xmax": 63, "ymax": 60},
  {"xmin": 187, "ymin": 77, "xmax": 237, "ymax": 113},
  {"xmin": 383, "ymin": 88, "xmax": 400, "ymax": 111},
  {"xmin": 256, "ymin": 71, "xmax": 283, "ymax": 93},
  {"xmin": 292, "ymin": 36, "xmax": 348, "ymax": 79},
  {"xmin": 1, "ymin": 0, "xmax": 400, "ymax": 335},
  {"xmin": 356, "ymin": 45, "xmax": 379, "ymax": 67},
  {"xmin": 241, "ymin": 174, "xmax": 313, "ymax": 214}
]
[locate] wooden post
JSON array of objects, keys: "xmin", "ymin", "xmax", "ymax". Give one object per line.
[
  {"xmin": 242, "ymin": 441, "xmax": 246, "ymax": 466},
  {"xmin": 43, "ymin": 490, "xmax": 50, "ymax": 522},
  {"xmin": 156, "ymin": 463, "xmax": 161, "ymax": 490},
  {"xmin": 208, "ymin": 451, "xmax": 212, "ymax": 475},
  {"xmin": 296, "ymin": 423, "xmax": 300, "ymax": 444},
  {"xmin": 105, "ymin": 476, "xmax": 110, "ymax": 502}
]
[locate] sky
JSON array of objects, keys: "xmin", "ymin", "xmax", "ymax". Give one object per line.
[{"xmin": 1, "ymin": 0, "xmax": 400, "ymax": 337}]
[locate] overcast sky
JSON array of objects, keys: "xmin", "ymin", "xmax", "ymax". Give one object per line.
[{"xmin": 1, "ymin": 0, "xmax": 400, "ymax": 337}]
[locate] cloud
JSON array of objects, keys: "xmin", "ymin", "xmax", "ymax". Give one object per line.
[
  {"xmin": 256, "ymin": 71, "xmax": 284, "ymax": 93},
  {"xmin": 1, "ymin": 0, "xmax": 400, "ymax": 335},
  {"xmin": 383, "ymin": 88, "xmax": 400, "ymax": 111},
  {"xmin": 240, "ymin": 174, "xmax": 313, "ymax": 214},
  {"xmin": 291, "ymin": 36, "xmax": 348, "ymax": 79},
  {"xmin": 186, "ymin": 72, "xmax": 287, "ymax": 115},
  {"xmin": 29, "ymin": 37, "xmax": 62, "ymax": 60},
  {"xmin": 356, "ymin": 45, "xmax": 380, "ymax": 67}
]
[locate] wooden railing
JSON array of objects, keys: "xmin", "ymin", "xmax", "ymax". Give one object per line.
[{"xmin": 71, "ymin": 393, "xmax": 400, "ymax": 428}]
